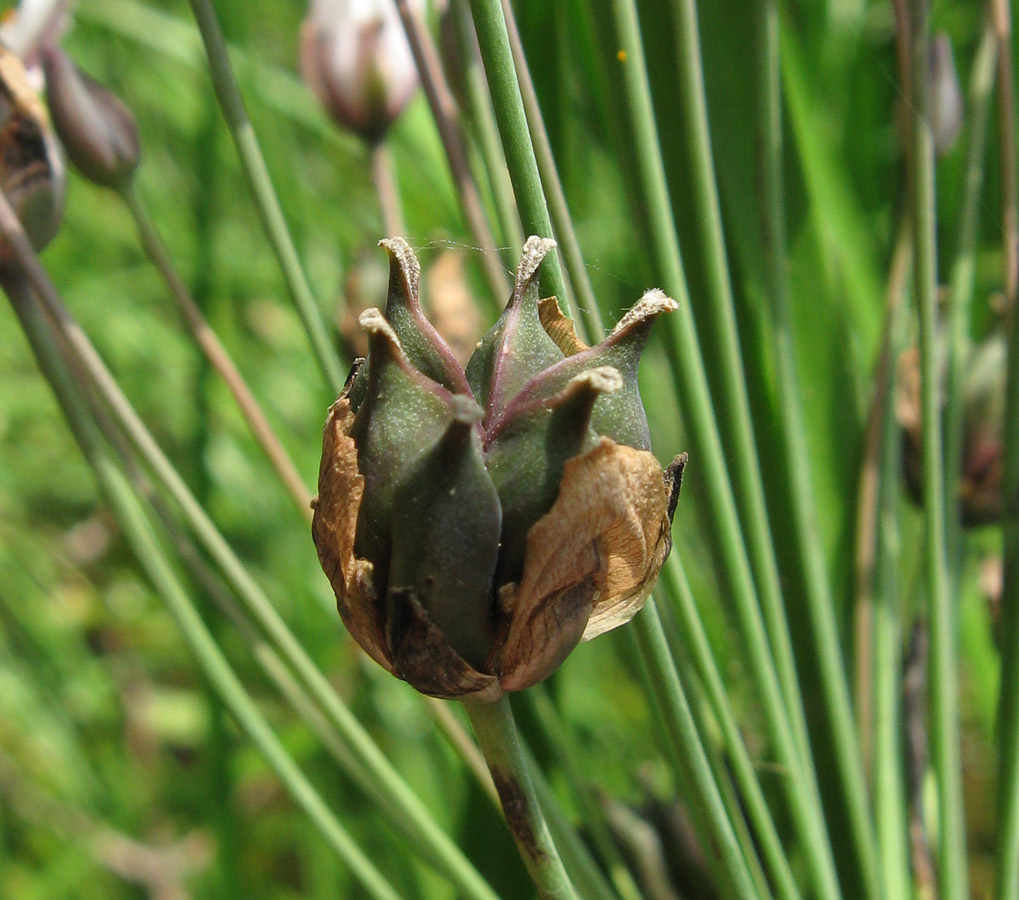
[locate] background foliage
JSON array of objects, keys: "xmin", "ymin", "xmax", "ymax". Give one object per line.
[{"xmin": 0, "ymin": 0, "xmax": 1008, "ymax": 897}]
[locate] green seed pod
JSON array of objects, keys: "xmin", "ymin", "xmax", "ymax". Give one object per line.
[
  {"xmin": 40, "ymin": 44, "xmax": 140, "ymax": 189},
  {"xmin": 313, "ymin": 237, "xmax": 684, "ymax": 700}
]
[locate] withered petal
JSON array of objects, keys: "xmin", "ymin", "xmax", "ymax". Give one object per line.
[
  {"xmin": 506, "ymin": 437, "xmax": 673, "ymax": 649},
  {"xmin": 538, "ymin": 295, "xmax": 589, "ymax": 357},
  {"xmin": 311, "ymin": 398, "xmax": 394, "ymax": 673},
  {"xmin": 496, "ymin": 569, "xmax": 599, "ymax": 693},
  {"xmin": 387, "ymin": 588, "xmax": 502, "ymax": 701}
]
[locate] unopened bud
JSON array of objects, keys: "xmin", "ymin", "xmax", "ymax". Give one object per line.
[
  {"xmin": 930, "ymin": 33, "xmax": 963, "ymax": 158},
  {"xmin": 313, "ymin": 237, "xmax": 685, "ymax": 701},
  {"xmin": 299, "ymin": 0, "xmax": 420, "ymax": 144},
  {"xmin": 40, "ymin": 44, "xmax": 140, "ymax": 189},
  {"xmin": 0, "ymin": 45, "xmax": 64, "ymax": 262}
]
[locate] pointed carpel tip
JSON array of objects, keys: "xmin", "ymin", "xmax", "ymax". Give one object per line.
[
  {"xmin": 379, "ymin": 236, "xmax": 421, "ymax": 286},
  {"xmin": 610, "ymin": 288, "xmax": 679, "ymax": 337},
  {"xmin": 448, "ymin": 393, "xmax": 485, "ymax": 426},
  {"xmin": 512, "ymin": 236, "xmax": 558, "ymax": 298},
  {"xmin": 359, "ymin": 307, "xmax": 402, "ymax": 348},
  {"xmin": 570, "ymin": 365, "xmax": 623, "ymax": 395}
]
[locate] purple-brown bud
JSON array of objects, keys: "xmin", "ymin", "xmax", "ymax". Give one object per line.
[
  {"xmin": 897, "ymin": 331, "xmax": 1005, "ymax": 527},
  {"xmin": 299, "ymin": 0, "xmax": 420, "ymax": 144},
  {"xmin": 313, "ymin": 237, "xmax": 685, "ymax": 701},
  {"xmin": 0, "ymin": 45, "xmax": 64, "ymax": 263},
  {"xmin": 40, "ymin": 43, "xmax": 140, "ymax": 189}
]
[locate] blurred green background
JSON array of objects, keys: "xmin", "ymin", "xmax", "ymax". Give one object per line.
[{"xmin": 0, "ymin": 0, "xmax": 1005, "ymax": 896}]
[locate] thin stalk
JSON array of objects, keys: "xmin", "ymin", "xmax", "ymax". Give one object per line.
[
  {"xmin": 466, "ymin": 0, "xmax": 569, "ymax": 308},
  {"xmin": 391, "ymin": 0, "xmax": 509, "ymax": 309},
  {"xmin": 448, "ymin": 0, "xmax": 524, "ymax": 258},
  {"xmin": 187, "ymin": 0, "xmax": 346, "ymax": 395},
  {"xmin": 996, "ymin": 16, "xmax": 1019, "ymax": 885},
  {"xmin": 991, "ymin": 0, "xmax": 1018, "ymax": 304},
  {"xmin": 668, "ymin": 639, "xmax": 773, "ymax": 900},
  {"xmin": 2, "ymin": 273, "xmax": 402, "ymax": 900},
  {"xmin": 944, "ymin": 24, "xmax": 998, "ymax": 559},
  {"xmin": 753, "ymin": 2, "xmax": 879, "ymax": 894},
  {"xmin": 0, "ymin": 189, "xmax": 501, "ymax": 900},
  {"xmin": 524, "ymin": 688, "xmax": 644, "ymax": 900},
  {"xmin": 463, "ymin": 695, "xmax": 580, "ymax": 900},
  {"xmin": 908, "ymin": 3, "xmax": 967, "ymax": 898},
  {"xmin": 524, "ymin": 744, "xmax": 621, "ymax": 900},
  {"xmin": 422, "ymin": 698, "xmax": 498, "ymax": 805},
  {"xmin": 370, "ymin": 142, "xmax": 406, "ymax": 238},
  {"xmin": 627, "ymin": 603, "xmax": 763, "ymax": 900},
  {"xmin": 119, "ymin": 182, "xmax": 312, "ymax": 519},
  {"xmin": 855, "ymin": 217, "xmax": 912, "ymax": 776},
  {"xmin": 870, "ymin": 296, "xmax": 911, "ymax": 900},
  {"xmin": 659, "ymin": 558, "xmax": 801, "ymax": 900},
  {"xmin": 997, "ymin": 226, "xmax": 1019, "ymax": 898},
  {"xmin": 498, "ymin": 0, "xmax": 601, "ymax": 344},
  {"xmin": 663, "ymin": 0, "xmax": 809, "ymax": 769},
  {"xmin": 600, "ymin": 4, "xmax": 841, "ymax": 898}
]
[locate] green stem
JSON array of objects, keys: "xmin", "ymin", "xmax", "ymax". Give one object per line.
[
  {"xmin": 663, "ymin": 0, "xmax": 811, "ymax": 769},
  {"xmin": 997, "ymin": 8, "xmax": 1019, "ymax": 888},
  {"xmin": 870, "ymin": 297, "xmax": 911, "ymax": 900},
  {"xmin": 629, "ymin": 602, "xmax": 763, "ymax": 900},
  {"xmin": 2, "ymin": 273, "xmax": 402, "ymax": 900},
  {"xmin": 523, "ymin": 744, "xmax": 621, "ymax": 900},
  {"xmin": 601, "ymin": 4, "xmax": 841, "ymax": 898},
  {"xmin": 391, "ymin": 0, "xmax": 509, "ymax": 308},
  {"xmin": 467, "ymin": 0, "xmax": 569, "ymax": 308},
  {"xmin": 524, "ymin": 688, "xmax": 643, "ymax": 900},
  {"xmin": 497, "ymin": 0, "xmax": 602, "ymax": 344},
  {"xmin": 0, "ymin": 189, "xmax": 500, "ymax": 900},
  {"xmin": 448, "ymin": 0, "xmax": 524, "ymax": 260},
  {"xmin": 187, "ymin": 0, "xmax": 346, "ymax": 395},
  {"xmin": 752, "ymin": 2, "xmax": 879, "ymax": 895},
  {"xmin": 997, "ymin": 237, "xmax": 1019, "ymax": 899},
  {"xmin": 943, "ymin": 24, "xmax": 998, "ymax": 557},
  {"xmin": 908, "ymin": 4, "xmax": 967, "ymax": 899},
  {"xmin": 463, "ymin": 695, "xmax": 580, "ymax": 900},
  {"xmin": 660, "ymin": 558, "xmax": 801, "ymax": 900}
]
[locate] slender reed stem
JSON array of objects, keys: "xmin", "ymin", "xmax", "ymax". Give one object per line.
[
  {"xmin": 2, "ymin": 273, "xmax": 402, "ymax": 900},
  {"xmin": 660, "ymin": 558, "xmax": 801, "ymax": 900},
  {"xmin": 463, "ymin": 695, "xmax": 580, "ymax": 900},
  {"xmin": 908, "ymin": 3, "xmax": 967, "ymax": 898},
  {"xmin": 524, "ymin": 688, "xmax": 643, "ymax": 900},
  {"xmin": 991, "ymin": 0, "xmax": 1018, "ymax": 304},
  {"xmin": 997, "ymin": 241, "xmax": 1019, "ymax": 898},
  {"xmin": 996, "ymin": 8, "xmax": 1019, "ymax": 882},
  {"xmin": 448, "ymin": 0, "xmax": 524, "ymax": 259},
  {"xmin": 423, "ymin": 698, "xmax": 498, "ymax": 804},
  {"xmin": 0, "ymin": 188, "xmax": 500, "ymax": 900},
  {"xmin": 187, "ymin": 0, "xmax": 346, "ymax": 395},
  {"xmin": 370, "ymin": 142, "xmax": 406, "ymax": 238},
  {"xmin": 467, "ymin": 0, "xmax": 569, "ymax": 308},
  {"xmin": 664, "ymin": 0, "xmax": 811, "ymax": 770},
  {"xmin": 627, "ymin": 602, "xmax": 762, "ymax": 900},
  {"xmin": 870, "ymin": 295, "xmax": 911, "ymax": 900},
  {"xmin": 391, "ymin": 0, "xmax": 508, "ymax": 308},
  {"xmin": 943, "ymin": 23, "xmax": 998, "ymax": 557},
  {"xmin": 498, "ymin": 0, "xmax": 601, "ymax": 343},
  {"xmin": 752, "ymin": 3, "xmax": 879, "ymax": 893},
  {"xmin": 600, "ymin": 3, "xmax": 841, "ymax": 897},
  {"xmin": 119, "ymin": 182, "xmax": 312, "ymax": 518},
  {"xmin": 523, "ymin": 744, "xmax": 621, "ymax": 900},
  {"xmin": 855, "ymin": 218, "xmax": 912, "ymax": 774}
]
